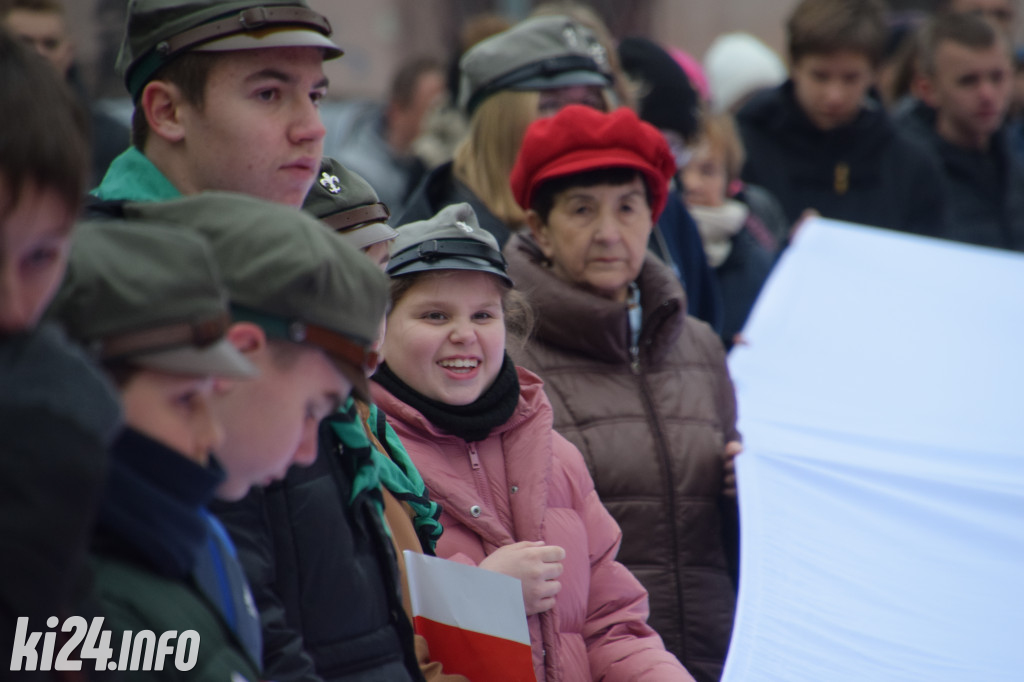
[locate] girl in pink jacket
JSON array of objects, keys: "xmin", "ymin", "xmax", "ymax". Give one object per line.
[{"xmin": 370, "ymin": 202, "xmax": 694, "ymax": 682}]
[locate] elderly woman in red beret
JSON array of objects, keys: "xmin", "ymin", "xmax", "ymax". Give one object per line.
[{"xmin": 505, "ymin": 104, "xmax": 742, "ymax": 682}]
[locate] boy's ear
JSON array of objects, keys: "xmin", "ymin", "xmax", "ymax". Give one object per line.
[
  {"xmin": 225, "ymin": 321, "xmax": 266, "ymax": 355},
  {"xmin": 525, "ymin": 209, "xmax": 555, "ymax": 260},
  {"xmin": 914, "ymin": 73, "xmax": 937, "ymax": 108},
  {"xmin": 140, "ymin": 80, "xmax": 187, "ymax": 144},
  {"xmin": 215, "ymin": 322, "xmax": 266, "ymax": 393}
]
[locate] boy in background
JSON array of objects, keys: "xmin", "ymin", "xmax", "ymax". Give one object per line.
[{"xmin": 736, "ymin": 0, "xmax": 946, "ymax": 236}]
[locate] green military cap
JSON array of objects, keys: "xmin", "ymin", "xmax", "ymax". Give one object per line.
[
  {"xmin": 122, "ymin": 192, "xmax": 389, "ymax": 400},
  {"xmin": 303, "ymin": 157, "xmax": 398, "ymax": 251},
  {"xmin": 49, "ymin": 220, "xmax": 257, "ymax": 379},
  {"xmin": 118, "ymin": 0, "xmax": 343, "ymax": 100},
  {"xmin": 388, "ymin": 202, "xmax": 513, "ymax": 286},
  {"xmin": 458, "ymin": 15, "xmax": 613, "ymax": 116}
]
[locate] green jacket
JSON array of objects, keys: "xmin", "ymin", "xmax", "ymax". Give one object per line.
[{"xmin": 93, "ymin": 557, "xmax": 262, "ymax": 682}]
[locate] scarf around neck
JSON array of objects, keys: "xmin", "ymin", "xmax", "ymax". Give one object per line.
[
  {"xmin": 689, "ymin": 199, "xmax": 749, "ymax": 268},
  {"xmin": 373, "ymin": 354, "xmax": 520, "ymax": 443}
]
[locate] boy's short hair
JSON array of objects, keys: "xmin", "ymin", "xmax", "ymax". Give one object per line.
[
  {"xmin": 0, "ymin": 25, "xmax": 87, "ymax": 209},
  {"xmin": 917, "ymin": 12, "xmax": 1007, "ymax": 77},
  {"xmin": 787, "ymin": 0, "xmax": 888, "ymax": 67},
  {"xmin": 130, "ymin": 50, "xmax": 217, "ymax": 149}
]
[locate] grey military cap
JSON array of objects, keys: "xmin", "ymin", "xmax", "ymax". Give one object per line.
[
  {"xmin": 50, "ymin": 220, "xmax": 256, "ymax": 379},
  {"xmin": 123, "ymin": 192, "xmax": 389, "ymax": 400},
  {"xmin": 458, "ymin": 14, "xmax": 613, "ymax": 115},
  {"xmin": 303, "ymin": 157, "xmax": 398, "ymax": 251},
  {"xmin": 388, "ymin": 203, "xmax": 513, "ymax": 286},
  {"xmin": 118, "ymin": 0, "xmax": 342, "ymax": 99}
]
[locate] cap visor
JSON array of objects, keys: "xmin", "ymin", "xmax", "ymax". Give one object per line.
[
  {"xmin": 131, "ymin": 338, "xmax": 258, "ymax": 379},
  {"xmin": 390, "ymin": 257, "xmax": 514, "ymax": 287},
  {"xmin": 195, "ymin": 28, "xmax": 343, "ymax": 59},
  {"xmin": 341, "ymin": 222, "xmax": 399, "ymax": 251},
  {"xmin": 510, "ymin": 69, "xmax": 610, "ymax": 92}
]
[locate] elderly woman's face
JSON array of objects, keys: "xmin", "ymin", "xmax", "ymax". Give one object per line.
[{"xmin": 528, "ymin": 177, "xmax": 652, "ymax": 302}]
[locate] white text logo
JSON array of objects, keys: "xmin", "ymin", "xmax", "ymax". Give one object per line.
[{"xmin": 10, "ymin": 617, "xmax": 200, "ymax": 672}]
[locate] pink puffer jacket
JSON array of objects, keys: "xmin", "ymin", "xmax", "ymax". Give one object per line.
[{"xmin": 372, "ymin": 367, "xmax": 694, "ymax": 682}]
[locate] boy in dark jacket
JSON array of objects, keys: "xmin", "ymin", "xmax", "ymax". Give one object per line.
[
  {"xmin": 48, "ymin": 220, "xmax": 263, "ymax": 681},
  {"xmin": 736, "ymin": 0, "xmax": 947, "ymax": 235},
  {"xmin": 894, "ymin": 12, "xmax": 1024, "ymax": 252},
  {"xmin": 119, "ymin": 193, "xmax": 421, "ymax": 682},
  {"xmin": 0, "ymin": 27, "xmax": 122, "ymax": 680}
]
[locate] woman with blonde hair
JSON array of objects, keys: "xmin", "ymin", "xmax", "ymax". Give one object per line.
[{"xmin": 398, "ymin": 14, "xmax": 613, "ymax": 245}]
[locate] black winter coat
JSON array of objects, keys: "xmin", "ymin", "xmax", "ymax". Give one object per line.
[
  {"xmin": 894, "ymin": 99, "xmax": 1024, "ymax": 252},
  {"xmin": 736, "ymin": 81, "xmax": 947, "ymax": 235},
  {"xmin": 0, "ymin": 325, "xmax": 120, "ymax": 681},
  {"xmin": 211, "ymin": 409, "xmax": 424, "ymax": 682}
]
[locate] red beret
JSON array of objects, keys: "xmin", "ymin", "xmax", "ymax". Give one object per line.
[{"xmin": 510, "ymin": 105, "xmax": 677, "ymax": 221}]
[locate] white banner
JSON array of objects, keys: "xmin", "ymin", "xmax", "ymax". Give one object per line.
[{"xmin": 724, "ymin": 219, "xmax": 1024, "ymax": 682}]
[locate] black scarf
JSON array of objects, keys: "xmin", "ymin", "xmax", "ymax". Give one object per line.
[{"xmin": 373, "ymin": 353, "xmax": 520, "ymax": 442}]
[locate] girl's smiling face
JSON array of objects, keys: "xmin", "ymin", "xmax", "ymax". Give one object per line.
[{"xmin": 382, "ymin": 270, "xmax": 506, "ymax": 406}]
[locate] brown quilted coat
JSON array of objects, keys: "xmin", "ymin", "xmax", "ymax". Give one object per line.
[{"xmin": 505, "ymin": 234, "xmax": 741, "ymax": 682}]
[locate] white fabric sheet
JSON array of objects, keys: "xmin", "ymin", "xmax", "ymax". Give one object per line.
[{"xmin": 723, "ymin": 219, "xmax": 1024, "ymax": 682}]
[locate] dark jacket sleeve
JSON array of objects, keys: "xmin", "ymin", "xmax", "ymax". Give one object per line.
[
  {"xmin": 211, "ymin": 490, "xmax": 323, "ymax": 682},
  {"xmin": 896, "ymin": 134, "xmax": 949, "ymax": 238},
  {"xmin": 0, "ymin": 325, "xmax": 121, "ymax": 677}
]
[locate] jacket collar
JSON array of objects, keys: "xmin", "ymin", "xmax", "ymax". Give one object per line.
[
  {"xmin": 371, "ymin": 368, "xmax": 553, "ymax": 546},
  {"xmin": 91, "ymin": 147, "xmax": 182, "ymax": 203},
  {"xmin": 504, "ymin": 233, "xmax": 686, "ymax": 365},
  {"xmin": 95, "ymin": 427, "xmax": 224, "ymax": 579}
]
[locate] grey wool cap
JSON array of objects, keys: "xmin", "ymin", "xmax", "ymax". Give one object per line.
[
  {"xmin": 302, "ymin": 157, "xmax": 398, "ymax": 250},
  {"xmin": 48, "ymin": 219, "xmax": 257, "ymax": 379},
  {"xmin": 458, "ymin": 14, "xmax": 613, "ymax": 115},
  {"xmin": 388, "ymin": 202, "xmax": 513, "ymax": 286},
  {"xmin": 118, "ymin": 0, "xmax": 342, "ymax": 100},
  {"xmin": 122, "ymin": 192, "xmax": 389, "ymax": 400}
]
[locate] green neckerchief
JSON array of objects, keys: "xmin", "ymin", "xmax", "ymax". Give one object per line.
[
  {"xmin": 91, "ymin": 147, "xmax": 182, "ymax": 203},
  {"xmin": 365, "ymin": 401, "xmax": 443, "ymax": 554},
  {"xmin": 329, "ymin": 399, "xmax": 385, "ymax": 523}
]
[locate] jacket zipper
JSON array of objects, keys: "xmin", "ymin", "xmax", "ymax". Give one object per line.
[
  {"xmin": 467, "ymin": 443, "xmax": 497, "ymax": 517},
  {"xmin": 634, "ymin": 302, "xmax": 687, "ymax": 663}
]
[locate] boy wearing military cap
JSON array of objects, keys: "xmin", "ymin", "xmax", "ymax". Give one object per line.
[
  {"xmin": 48, "ymin": 219, "xmax": 264, "ymax": 681},
  {"xmin": 304, "ymin": 159, "xmax": 469, "ymax": 682},
  {"xmin": 304, "ymin": 156, "xmax": 398, "ymax": 269},
  {"xmin": 120, "ymin": 192, "xmax": 425, "ymax": 682},
  {"xmin": 91, "ymin": 0, "xmax": 342, "ymax": 208}
]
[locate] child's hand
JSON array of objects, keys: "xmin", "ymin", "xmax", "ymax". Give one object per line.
[{"xmin": 480, "ymin": 541, "xmax": 565, "ymax": 615}]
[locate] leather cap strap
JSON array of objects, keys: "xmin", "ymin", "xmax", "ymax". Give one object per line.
[
  {"xmin": 322, "ymin": 203, "xmax": 390, "ymax": 233},
  {"xmin": 230, "ymin": 305, "xmax": 377, "ymax": 373},
  {"xmin": 157, "ymin": 6, "xmax": 332, "ymax": 56},
  {"xmin": 388, "ymin": 239, "xmax": 508, "ymax": 273},
  {"xmin": 99, "ymin": 313, "xmax": 230, "ymax": 360}
]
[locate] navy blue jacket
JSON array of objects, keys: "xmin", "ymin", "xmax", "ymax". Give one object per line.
[{"xmin": 737, "ymin": 81, "xmax": 947, "ymax": 235}]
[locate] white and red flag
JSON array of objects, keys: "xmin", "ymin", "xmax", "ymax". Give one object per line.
[{"xmin": 403, "ymin": 550, "xmax": 535, "ymax": 682}]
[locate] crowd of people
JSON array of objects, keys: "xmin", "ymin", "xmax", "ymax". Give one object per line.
[{"xmin": 1, "ymin": 0, "xmax": 1021, "ymax": 680}]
